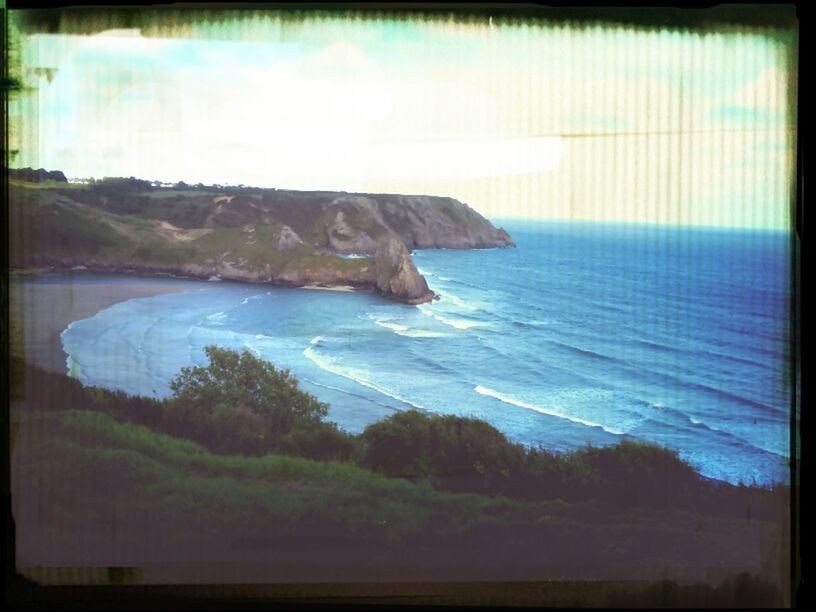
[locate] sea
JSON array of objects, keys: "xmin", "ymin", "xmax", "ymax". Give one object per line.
[{"xmin": 54, "ymin": 220, "xmax": 794, "ymax": 486}]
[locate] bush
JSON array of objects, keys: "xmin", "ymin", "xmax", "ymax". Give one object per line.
[
  {"xmin": 206, "ymin": 403, "xmax": 269, "ymax": 455},
  {"xmin": 166, "ymin": 346, "xmax": 329, "ymax": 452},
  {"xmin": 572, "ymin": 440, "xmax": 702, "ymax": 507},
  {"xmin": 359, "ymin": 409, "xmax": 526, "ymax": 494},
  {"xmin": 279, "ymin": 421, "xmax": 358, "ymax": 462}
]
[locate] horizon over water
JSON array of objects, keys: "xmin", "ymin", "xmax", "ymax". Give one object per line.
[{"xmin": 53, "ymin": 219, "xmax": 793, "ymax": 486}]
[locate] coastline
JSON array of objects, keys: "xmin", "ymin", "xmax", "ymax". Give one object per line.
[
  {"xmin": 10, "ymin": 273, "xmax": 206, "ymax": 375},
  {"xmin": 301, "ymin": 284, "xmax": 359, "ymax": 293}
]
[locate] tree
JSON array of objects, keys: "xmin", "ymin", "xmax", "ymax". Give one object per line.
[{"xmin": 167, "ymin": 346, "xmax": 329, "ymax": 451}]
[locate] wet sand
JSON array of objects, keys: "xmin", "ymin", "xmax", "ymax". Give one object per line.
[{"xmin": 10, "ymin": 275, "xmax": 203, "ymax": 374}]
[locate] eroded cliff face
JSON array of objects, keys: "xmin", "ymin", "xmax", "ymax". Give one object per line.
[
  {"xmin": 373, "ymin": 239, "xmax": 434, "ymax": 305},
  {"xmin": 260, "ymin": 192, "xmax": 516, "ymax": 254}
]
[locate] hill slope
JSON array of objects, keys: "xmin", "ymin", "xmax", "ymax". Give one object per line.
[{"xmin": 8, "ymin": 171, "xmax": 515, "ymax": 303}]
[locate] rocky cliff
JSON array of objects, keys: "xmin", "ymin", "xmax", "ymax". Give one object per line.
[
  {"xmin": 374, "ymin": 238, "xmax": 434, "ymax": 304},
  {"xmin": 9, "ymin": 171, "xmax": 514, "ymax": 304}
]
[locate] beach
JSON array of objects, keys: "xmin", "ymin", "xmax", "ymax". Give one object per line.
[
  {"xmin": 301, "ymin": 284, "xmax": 358, "ymax": 293},
  {"xmin": 9, "ymin": 274, "xmax": 201, "ymax": 374}
]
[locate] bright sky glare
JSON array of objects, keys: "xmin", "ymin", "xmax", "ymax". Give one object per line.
[{"xmin": 9, "ymin": 14, "xmax": 797, "ymax": 228}]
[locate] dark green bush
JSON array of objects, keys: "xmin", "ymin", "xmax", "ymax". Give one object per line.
[
  {"xmin": 279, "ymin": 421, "xmax": 358, "ymax": 462},
  {"xmin": 359, "ymin": 409, "xmax": 526, "ymax": 494},
  {"xmin": 571, "ymin": 440, "xmax": 702, "ymax": 507},
  {"xmin": 166, "ymin": 346, "xmax": 329, "ymax": 451}
]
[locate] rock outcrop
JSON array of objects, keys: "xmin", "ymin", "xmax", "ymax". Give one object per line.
[
  {"xmin": 272, "ymin": 225, "xmax": 303, "ymax": 252},
  {"xmin": 374, "ymin": 238, "xmax": 434, "ymax": 304}
]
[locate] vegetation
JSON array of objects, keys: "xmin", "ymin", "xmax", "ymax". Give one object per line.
[
  {"xmin": 165, "ymin": 346, "xmax": 329, "ymax": 451},
  {"xmin": 359, "ymin": 409, "xmax": 526, "ymax": 495},
  {"xmin": 8, "ymin": 180, "xmax": 377, "ymax": 281},
  {"xmin": 9, "ymin": 349, "xmax": 789, "ymax": 593},
  {"xmin": 9, "ymin": 350, "xmax": 788, "ymax": 523}
]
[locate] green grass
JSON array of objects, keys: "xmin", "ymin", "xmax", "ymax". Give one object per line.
[
  {"xmin": 12, "ymin": 407, "xmax": 786, "ymax": 587},
  {"xmin": 15, "ymin": 410, "xmax": 532, "ymax": 543}
]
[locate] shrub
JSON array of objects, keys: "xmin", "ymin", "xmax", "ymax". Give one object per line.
[
  {"xmin": 278, "ymin": 421, "xmax": 358, "ymax": 462},
  {"xmin": 206, "ymin": 403, "xmax": 269, "ymax": 455},
  {"xmin": 359, "ymin": 409, "xmax": 526, "ymax": 494},
  {"xmin": 573, "ymin": 440, "xmax": 702, "ymax": 507},
  {"xmin": 166, "ymin": 346, "xmax": 329, "ymax": 451}
]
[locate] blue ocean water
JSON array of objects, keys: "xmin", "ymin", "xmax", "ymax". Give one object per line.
[{"xmin": 56, "ymin": 220, "xmax": 793, "ymax": 485}]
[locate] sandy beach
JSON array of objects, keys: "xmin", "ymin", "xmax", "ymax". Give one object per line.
[
  {"xmin": 301, "ymin": 284, "xmax": 358, "ymax": 293},
  {"xmin": 10, "ymin": 275, "xmax": 205, "ymax": 374}
]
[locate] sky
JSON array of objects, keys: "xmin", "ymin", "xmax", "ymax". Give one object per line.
[{"xmin": 9, "ymin": 13, "xmax": 797, "ymax": 229}]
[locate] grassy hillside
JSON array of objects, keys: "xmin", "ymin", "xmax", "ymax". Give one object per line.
[
  {"xmin": 9, "ymin": 350, "xmax": 789, "ymax": 590},
  {"xmin": 12, "ymin": 408, "xmax": 787, "ymax": 589},
  {"xmin": 9, "ymin": 183, "xmax": 374, "ymax": 281}
]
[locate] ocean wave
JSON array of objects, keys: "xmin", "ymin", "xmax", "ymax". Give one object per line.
[
  {"xmin": 310, "ymin": 335, "xmax": 324, "ymax": 346},
  {"xmin": 243, "ymin": 341, "xmax": 262, "ymax": 358},
  {"xmin": 441, "ymin": 292, "xmax": 479, "ymax": 311},
  {"xmin": 304, "ymin": 346, "xmax": 423, "ymax": 409},
  {"xmin": 512, "ymin": 318, "xmax": 558, "ymax": 329},
  {"xmin": 372, "ymin": 317, "xmax": 446, "ymax": 338},
  {"xmin": 303, "ymin": 379, "xmax": 399, "ymax": 412},
  {"xmin": 395, "ymin": 329, "xmax": 447, "ymax": 338},
  {"xmin": 435, "ymin": 315, "xmax": 482, "ymax": 330},
  {"xmin": 474, "ymin": 385, "xmax": 624, "ymax": 435},
  {"xmin": 550, "ymin": 341, "xmax": 620, "ymax": 364},
  {"xmin": 239, "ymin": 294, "xmax": 264, "ymax": 306},
  {"xmin": 374, "ymin": 320, "xmax": 409, "ymax": 333},
  {"xmin": 206, "ymin": 311, "xmax": 228, "ymax": 322},
  {"xmin": 419, "ymin": 306, "xmax": 482, "ymax": 330}
]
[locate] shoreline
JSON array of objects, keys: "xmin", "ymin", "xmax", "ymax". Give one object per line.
[
  {"xmin": 301, "ymin": 284, "xmax": 359, "ymax": 293},
  {"xmin": 10, "ymin": 273, "xmax": 210, "ymax": 375}
]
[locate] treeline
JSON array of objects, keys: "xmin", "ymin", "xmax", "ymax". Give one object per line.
[
  {"xmin": 10, "ymin": 348, "xmax": 788, "ymax": 521},
  {"xmin": 8, "ymin": 167, "xmax": 67, "ymax": 183},
  {"xmin": 9, "ymin": 166, "xmax": 259, "ymax": 193}
]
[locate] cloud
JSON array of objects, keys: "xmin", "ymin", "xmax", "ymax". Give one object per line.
[{"xmin": 252, "ymin": 136, "xmax": 567, "ymax": 186}]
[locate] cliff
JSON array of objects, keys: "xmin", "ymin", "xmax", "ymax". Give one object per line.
[{"xmin": 9, "ymin": 171, "xmax": 514, "ymax": 304}]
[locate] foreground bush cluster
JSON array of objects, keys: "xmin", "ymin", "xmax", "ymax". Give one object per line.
[{"xmin": 10, "ymin": 347, "xmax": 787, "ymax": 519}]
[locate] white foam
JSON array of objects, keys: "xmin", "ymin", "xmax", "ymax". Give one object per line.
[
  {"xmin": 241, "ymin": 294, "xmax": 261, "ymax": 306},
  {"xmin": 310, "ymin": 335, "xmax": 324, "ymax": 345},
  {"xmin": 394, "ymin": 329, "xmax": 447, "ymax": 338},
  {"xmin": 206, "ymin": 311, "xmax": 227, "ymax": 322},
  {"xmin": 207, "ymin": 276, "xmax": 222, "ymax": 282},
  {"xmin": 474, "ymin": 385, "xmax": 624, "ymax": 435},
  {"xmin": 443, "ymin": 293, "xmax": 479, "ymax": 311},
  {"xmin": 304, "ymin": 346, "xmax": 423, "ymax": 409},
  {"xmin": 375, "ymin": 320, "xmax": 409, "ymax": 333},
  {"xmin": 418, "ymin": 304, "xmax": 481, "ymax": 330},
  {"xmin": 433, "ymin": 314, "xmax": 482, "ymax": 330}
]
